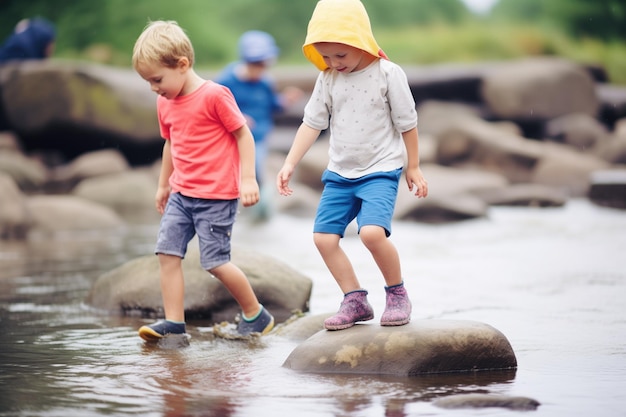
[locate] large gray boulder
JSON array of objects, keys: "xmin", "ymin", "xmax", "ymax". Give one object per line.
[
  {"xmin": 481, "ymin": 57, "xmax": 599, "ymax": 120},
  {"xmin": 531, "ymin": 142, "xmax": 611, "ymax": 196},
  {"xmin": 85, "ymin": 245, "xmax": 313, "ymax": 323},
  {"xmin": 283, "ymin": 320, "xmax": 517, "ymax": 376},
  {"xmin": 26, "ymin": 194, "xmax": 125, "ymax": 232},
  {"xmin": 0, "ymin": 60, "xmax": 161, "ymax": 164},
  {"xmin": 394, "ymin": 164, "xmax": 507, "ymax": 222},
  {"xmin": 545, "ymin": 112, "xmax": 609, "ymax": 150},
  {"xmin": 435, "ymin": 116, "xmax": 545, "ymax": 183},
  {"xmin": 72, "ymin": 169, "xmax": 157, "ymax": 213}
]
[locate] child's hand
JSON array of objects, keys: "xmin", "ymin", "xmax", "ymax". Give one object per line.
[
  {"xmin": 240, "ymin": 178, "xmax": 260, "ymax": 207},
  {"xmin": 405, "ymin": 167, "xmax": 428, "ymax": 198},
  {"xmin": 276, "ymin": 164, "xmax": 295, "ymax": 196},
  {"xmin": 155, "ymin": 187, "xmax": 170, "ymax": 214},
  {"xmin": 281, "ymin": 86, "xmax": 304, "ymax": 107}
]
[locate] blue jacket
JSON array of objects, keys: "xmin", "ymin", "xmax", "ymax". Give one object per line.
[
  {"xmin": 0, "ymin": 17, "xmax": 56, "ymax": 64},
  {"xmin": 216, "ymin": 62, "xmax": 283, "ymax": 144}
]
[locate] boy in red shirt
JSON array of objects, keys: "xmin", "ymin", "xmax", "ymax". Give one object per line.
[{"xmin": 132, "ymin": 20, "xmax": 274, "ymax": 341}]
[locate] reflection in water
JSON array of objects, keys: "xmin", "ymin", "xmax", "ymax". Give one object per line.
[
  {"xmin": 0, "ymin": 200, "xmax": 625, "ymax": 416},
  {"xmin": 0, "ymin": 300, "xmax": 517, "ymax": 416}
]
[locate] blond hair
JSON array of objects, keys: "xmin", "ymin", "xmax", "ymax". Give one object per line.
[{"xmin": 132, "ymin": 20, "xmax": 195, "ymax": 69}]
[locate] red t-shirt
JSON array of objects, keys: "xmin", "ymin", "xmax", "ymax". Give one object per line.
[{"xmin": 157, "ymin": 81, "xmax": 246, "ymax": 199}]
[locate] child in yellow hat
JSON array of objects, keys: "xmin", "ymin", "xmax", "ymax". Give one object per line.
[{"xmin": 277, "ymin": 0, "xmax": 428, "ymax": 330}]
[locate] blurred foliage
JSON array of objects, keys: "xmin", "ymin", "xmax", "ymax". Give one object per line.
[
  {"xmin": 0, "ymin": 0, "xmax": 625, "ymax": 83},
  {"xmin": 492, "ymin": 0, "xmax": 626, "ymax": 41}
]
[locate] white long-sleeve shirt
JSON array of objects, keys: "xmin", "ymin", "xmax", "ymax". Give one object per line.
[{"xmin": 303, "ymin": 59, "xmax": 417, "ymax": 179}]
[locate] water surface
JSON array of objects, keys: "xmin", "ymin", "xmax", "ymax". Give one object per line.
[{"xmin": 0, "ymin": 199, "xmax": 624, "ymax": 416}]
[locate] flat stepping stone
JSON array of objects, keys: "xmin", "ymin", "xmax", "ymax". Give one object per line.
[
  {"xmin": 433, "ymin": 393, "xmax": 540, "ymax": 411},
  {"xmin": 283, "ymin": 320, "xmax": 517, "ymax": 376}
]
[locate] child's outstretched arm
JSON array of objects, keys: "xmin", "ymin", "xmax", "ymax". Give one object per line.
[
  {"xmin": 276, "ymin": 123, "xmax": 321, "ymax": 196},
  {"xmin": 402, "ymin": 127, "xmax": 428, "ymax": 198},
  {"xmin": 233, "ymin": 124, "xmax": 260, "ymax": 207}
]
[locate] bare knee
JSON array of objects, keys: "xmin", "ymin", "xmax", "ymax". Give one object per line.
[
  {"xmin": 208, "ymin": 262, "xmax": 229, "ymax": 281},
  {"xmin": 314, "ymin": 232, "xmax": 339, "ymax": 254},
  {"xmin": 359, "ymin": 225, "xmax": 387, "ymax": 251}
]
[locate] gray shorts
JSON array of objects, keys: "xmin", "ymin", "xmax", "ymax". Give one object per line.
[{"xmin": 155, "ymin": 192, "xmax": 238, "ymax": 270}]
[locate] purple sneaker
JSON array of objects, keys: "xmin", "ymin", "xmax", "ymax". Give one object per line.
[
  {"xmin": 324, "ymin": 289, "xmax": 374, "ymax": 331},
  {"xmin": 380, "ymin": 283, "xmax": 412, "ymax": 326}
]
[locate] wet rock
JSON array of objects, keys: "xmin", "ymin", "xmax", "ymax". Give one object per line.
[
  {"xmin": 272, "ymin": 313, "xmax": 330, "ymax": 341},
  {"xmin": 0, "ymin": 131, "xmax": 21, "ymax": 151},
  {"xmin": 283, "ymin": 320, "xmax": 517, "ymax": 376},
  {"xmin": 72, "ymin": 169, "xmax": 157, "ymax": 212},
  {"xmin": 394, "ymin": 164, "xmax": 507, "ymax": 222},
  {"xmin": 0, "ymin": 173, "xmax": 29, "ymax": 239},
  {"xmin": 481, "ymin": 57, "xmax": 599, "ymax": 120},
  {"xmin": 531, "ymin": 142, "xmax": 611, "ymax": 197},
  {"xmin": 25, "ymin": 194, "xmax": 125, "ymax": 232},
  {"xmin": 597, "ymin": 84, "xmax": 626, "ymax": 128},
  {"xmin": 416, "ymin": 100, "xmax": 483, "ymax": 137},
  {"xmin": 84, "ymin": 245, "xmax": 313, "ymax": 324},
  {"xmin": 0, "ymin": 149, "xmax": 48, "ymax": 190},
  {"xmin": 594, "ymin": 129, "xmax": 626, "ymax": 165},
  {"xmin": 545, "ymin": 112, "xmax": 609, "ymax": 150},
  {"xmin": 0, "ymin": 60, "xmax": 161, "ymax": 164},
  {"xmin": 433, "ymin": 393, "xmax": 540, "ymax": 411},
  {"xmin": 293, "ymin": 136, "xmax": 328, "ymax": 192},
  {"xmin": 405, "ymin": 63, "xmax": 490, "ymax": 105},
  {"xmin": 474, "ymin": 183, "xmax": 568, "ymax": 207},
  {"xmin": 273, "ymin": 182, "xmax": 321, "ymax": 218},
  {"xmin": 399, "ymin": 193, "xmax": 488, "ymax": 222},
  {"xmin": 588, "ymin": 169, "xmax": 626, "ymax": 209},
  {"xmin": 435, "ymin": 117, "xmax": 544, "ymax": 183},
  {"xmin": 51, "ymin": 149, "xmax": 130, "ymax": 191}
]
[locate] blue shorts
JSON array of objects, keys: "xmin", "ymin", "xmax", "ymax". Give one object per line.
[
  {"xmin": 313, "ymin": 169, "xmax": 402, "ymax": 238},
  {"xmin": 155, "ymin": 192, "xmax": 238, "ymax": 270}
]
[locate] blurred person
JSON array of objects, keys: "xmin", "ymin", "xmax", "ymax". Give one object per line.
[
  {"xmin": 216, "ymin": 30, "xmax": 302, "ymax": 221},
  {"xmin": 132, "ymin": 20, "xmax": 274, "ymax": 342},
  {"xmin": 276, "ymin": 0, "xmax": 428, "ymax": 330},
  {"xmin": 0, "ymin": 17, "xmax": 56, "ymax": 64}
]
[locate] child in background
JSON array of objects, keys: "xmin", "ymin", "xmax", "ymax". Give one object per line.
[
  {"xmin": 0, "ymin": 17, "xmax": 56, "ymax": 64},
  {"xmin": 216, "ymin": 31, "xmax": 302, "ymax": 221},
  {"xmin": 132, "ymin": 20, "xmax": 274, "ymax": 341},
  {"xmin": 276, "ymin": 0, "xmax": 428, "ymax": 331}
]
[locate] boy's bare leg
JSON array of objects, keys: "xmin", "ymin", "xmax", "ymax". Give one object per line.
[
  {"xmin": 210, "ymin": 262, "xmax": 261, "ymax": 318},
  {"xmin": 158, "ymin": 253, "xmax": 186, "ymax": 322},
  {"xmin": 314, "ymin": 232, "xmax": 361, "ymax": 293}
]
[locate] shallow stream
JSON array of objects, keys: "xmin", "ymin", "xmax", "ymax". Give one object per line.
[{"xmin": 1, "ymin": 199, "xmax": 624, "ymax": 416}]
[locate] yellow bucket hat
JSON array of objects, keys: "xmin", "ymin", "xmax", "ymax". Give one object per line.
[{"xmin": 303, "ymin": 0, "xmax": 388, "ymax": 71}]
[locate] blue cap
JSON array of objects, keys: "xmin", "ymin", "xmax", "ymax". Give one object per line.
[
  {"xmin": 238, "ymin": 30, "xmax": 279, "ymax": 63},
  {"xmin": 0, "ymin": 17, "xmax": 56, "ymax": 63}
]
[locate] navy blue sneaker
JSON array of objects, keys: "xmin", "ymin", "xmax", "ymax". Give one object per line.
[
  {"xmin": 236, "ymin": 306, "xmax": 274, "ymax": 336},
  {"xmin": 139, "ymin": 320, "xmax": 186, "ymax": 342}
]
